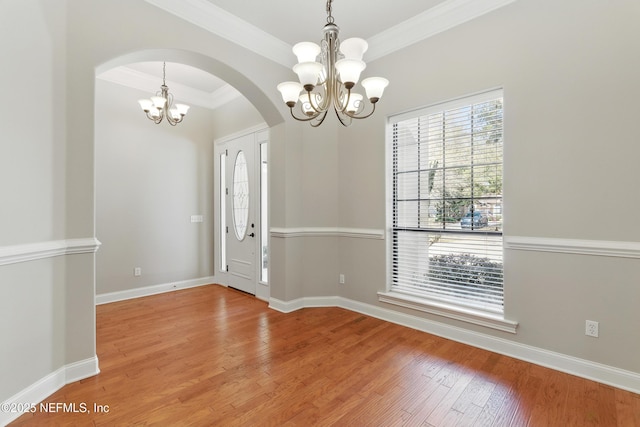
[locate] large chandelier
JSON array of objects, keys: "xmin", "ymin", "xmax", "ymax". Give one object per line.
[
  {"xmin": 277, "ymin": 0, "xmax": 389, "ymax": 127},
  {"xmin": 137, "ymin": 62, "xmax": 190, "ymax": 126}
]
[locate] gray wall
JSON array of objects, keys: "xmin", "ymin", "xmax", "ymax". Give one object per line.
[
  {"xmin": 0, "ymin": 0, "xmax": 71, "ymax": 401},
  {"xmin": 95, "ymin": 80, "xmax": 215, "ymax": 294},
  {"xmin": 2, "ymin": 0, "xmax": 639, "ymax": 407},
  {"xmin": 95, "ymin": 79, "xmax": 264, "ymax": 296},
  {"xmin": 333, "ymin": 0, "xmax": 640, "ymax": 373},
  {"xmin": 272, "ymin": 0, "xmax": 640, "ymax": 376}
]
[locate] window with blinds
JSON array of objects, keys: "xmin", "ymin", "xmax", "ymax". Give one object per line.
[{"xmin": 390, "ymin": 90, "xmax": 504, "ymax": 314}]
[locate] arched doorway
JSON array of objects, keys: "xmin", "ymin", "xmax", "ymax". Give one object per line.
[{"xmin": 93, "ymin": 49, "xmax": 282, "ymax": 305}]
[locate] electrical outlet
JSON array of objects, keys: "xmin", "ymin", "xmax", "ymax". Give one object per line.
[
  {"xmin": 585, "ymin": 320, "xmax": 599, "ymax": 337},
  {"xmin": 339, "ymin": 274, "xmax": 345, "ymax": 284},
  {"xmin": 134, "ymin": 267, "xmax": 141, "ymax": 277}
]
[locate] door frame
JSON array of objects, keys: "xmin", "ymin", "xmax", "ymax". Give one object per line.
[{"xmin": 213, "ymin": 124, "xmax": 269, "ymax": 301}]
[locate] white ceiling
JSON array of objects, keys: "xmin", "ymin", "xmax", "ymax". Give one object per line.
[
  {"xmin": 97, "ymin": 0, "xmax": 516, "ymax": 110},
  {"xmin": 204, "ymin": 0, "xmax": 448, "ymax": 45}
]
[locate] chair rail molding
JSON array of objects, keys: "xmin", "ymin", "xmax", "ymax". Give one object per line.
[
  {"xmin": 0, "ymin": 238, "xmax": 102, "ymax": 266},
  {"xmin": 504, "ymin": 236, "xmax": 640, "ymax": 259},
  {"xmin": 270, "ymin": 227, "xmax": 384, "ymax": 240}
]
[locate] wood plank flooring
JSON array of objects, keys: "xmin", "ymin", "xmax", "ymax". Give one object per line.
[{"xmin": 10, "ymin": 284, "xmax": 640, "ymax": 426}]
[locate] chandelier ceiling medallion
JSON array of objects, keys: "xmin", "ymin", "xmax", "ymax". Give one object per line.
[
  {"xmin": 138, "ymin": 62, "xmax": 190, "ymax": 126},
  {"xmin": 277, "ymin": 0, "xmax": 389, "ymax": 127}
]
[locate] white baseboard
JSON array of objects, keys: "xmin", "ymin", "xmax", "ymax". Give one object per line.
[
  {"xmin": 95, "ymin": 276, "xmax": 216, "ymax": 305},
  {"xmin": 0, "ymin": 356, "xmax": 99, "ymax": 426},
  {"xmin": 268, "ymin": 296, "xmax": 341, "ymax": 313},
  {"xmin": 269, "ymin": 296, "xmax": 640, "ymax": 394}
]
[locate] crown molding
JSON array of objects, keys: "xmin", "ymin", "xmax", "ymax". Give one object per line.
[
  {"xmin": 145, "ymin": 0, "xmax": 292, "ymax": 67},
  {"xmin": 97, "ymin": 66, "xmax": 241, "ymax": 110},
  {"xmin": 146, "ymin": 0, "xmax": 517, "ymax": 65},
  {"xmin": 209, "ymin": 84, "xmax": 243, "ymax": 109},
  {"xmin": 367, "ymin": 0, "xmax": 517, "ymax": 61}
]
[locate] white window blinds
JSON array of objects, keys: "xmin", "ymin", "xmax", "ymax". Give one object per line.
[{"xmin": 390, "ymin": 90, "xmax": 504, "ymax": 313}]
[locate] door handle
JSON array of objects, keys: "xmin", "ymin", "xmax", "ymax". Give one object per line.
[{"xmin": 249, "ymin": 232, "xmax": 255, "ymax": 238}]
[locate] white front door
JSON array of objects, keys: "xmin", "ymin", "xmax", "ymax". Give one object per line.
[{"xmin": 225, "ymin": 134, "xmax": 257, "ymax": 294}]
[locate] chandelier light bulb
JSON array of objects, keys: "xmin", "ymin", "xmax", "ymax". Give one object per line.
[
  {"xmin": 277, "ymin": 81, "xmax": 304, "ymax": 106},
  {"xmin": 345, "ymin": 93, "xmax": 363, "ymax": 113},
  {"xmin": 175, "ymin": 104, "xmax": 190, "ymax": 115},
  {"xmin": 293, "ymin": 62, "xmax": 323, "ymax": 89},
  {"xmin": 335, "ymin": 59, "xmax": 366, "ymax": 87},
  {"xmin": 138, "ymin": 99, "xmax": 153, "ymax": 112},
  {"xmin": 361, "ymin": 77, "xmax": 389, "ymax": 102},
  {"xmin": 151, "ymin": 96, "xmax": 166, "ymax": 110},
  {"xmin": 299, "ymin": 94, "xmax": 316, "ymax": 115},
  {"xmin": 293, "ymin": 42, "xmax": 321, "ymax": 63},
  {"xmin": 339, "ymin": 38, "xmax": 368, "ymax": 60}
]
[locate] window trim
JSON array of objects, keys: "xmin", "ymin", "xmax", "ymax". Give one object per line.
[
  {"xmin": 383, "ymin": 89, "xmax": 516, "ymax": 331},
  {"xmin": 378, "ymin": 290, "xmax": 517, "ymax": 333}
]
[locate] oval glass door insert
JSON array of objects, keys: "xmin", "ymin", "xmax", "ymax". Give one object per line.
[{"xmin": 232, "ymin": 151, "xmax": 249, "ymax": 240}]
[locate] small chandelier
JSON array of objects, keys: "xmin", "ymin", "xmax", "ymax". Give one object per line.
[
  {"xmin": 137, "ymin": 62, "xmax": 190, "ymax": 126},
  {"xmin": 277, "ymin": 0, "xmax": 389, "ymax": 127}
]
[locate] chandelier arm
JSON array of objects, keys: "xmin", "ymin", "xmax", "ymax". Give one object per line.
[
  {"xmin": 166, "ymin": 110, "xmax": 185, "ymax": 126},
  {"xmin": 162, "ymin": 86, "xmax": 184, "ymax": 126},
  {"xmin": 288, "ymin": 106, "xmax": 321, "ymax": 123},
  {"xmin": 334, "ymin": 85, "xmax": 352, "ymax": 114},
  {"xmin": 334, "ymin": 109, "xmax": 353, "ymax": 127},
  {"xmin": 302, "ymin": 88, "xmax": 330, "ymax": 115},
  {"xmin": 305, "ymin": 91, "xmax": 323, "ymax": 114},
  {"xmin": 166, "ymin": 91, "xmax": 173, "ymax": 109},
  {"xmin": 315, "ymin": 89, "xmax": 331, "ymax": 112},
  {"xmin": 346, "ymin": 102, "xmax": 377, "ymax": 120},
  {"xmin": 310, "ymin": 110, "xmax": 329, "ymax": 127},
  {"xmin": 167, "ymin": 111, "xmax": 185, "ymax": 126}
]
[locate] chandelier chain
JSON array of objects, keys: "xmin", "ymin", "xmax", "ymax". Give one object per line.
[{"xmin": 326, "ymin": 0, "xmax": 334, "ymax": 24}]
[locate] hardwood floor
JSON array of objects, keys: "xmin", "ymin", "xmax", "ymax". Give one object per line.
[{"xmin": 10, "ymin": 285, "xmax": 640, "ymax": 426}]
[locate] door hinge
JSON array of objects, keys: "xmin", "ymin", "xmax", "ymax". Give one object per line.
[
  {"xmin": 225, "ymin": 187, "xmax": 229, "ymax": 195},
  {"xmin": 226, "ymin": 265, "xmax": 229, "ymax": 272},
  {"xmin": 226, "ymin": 226, "xmax": 229, "ymax": 233}
]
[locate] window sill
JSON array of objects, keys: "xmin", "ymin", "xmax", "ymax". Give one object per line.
[{"xmin": 377, "ymin": 291, "xmax": 518, "ymax": 334}]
